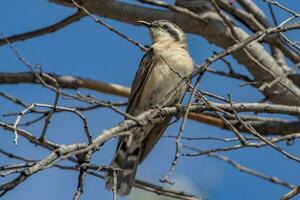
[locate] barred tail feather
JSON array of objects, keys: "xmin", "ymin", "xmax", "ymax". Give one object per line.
[{"xmin": 105, "ymin": 142, "xmax": 142, "ymax": 196}]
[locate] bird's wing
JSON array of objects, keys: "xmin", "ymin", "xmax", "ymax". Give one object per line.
[
  {"xmin": 114, "ymin": 49, "xmax": 156, "ymax": 150},
  {"xmin": 126, "ymin": 47, "xmax": 190, "ymax": 163},
  {"xmin": 126, "ymin": 48, "xmax": 155, "ymax": 115},
  {"xmin": 106, "ymin": 49, "xmax": 157, "ymax": 195},
  {"xmin": 139, "ymin": 116, "xmax": 172, "ymax": 163},
  {"xmin": 139, "ymin": 86, "xmax": 187, "ymax": 162}
]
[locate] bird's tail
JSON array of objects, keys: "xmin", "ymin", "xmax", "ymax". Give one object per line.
[{"xmin": 105, "ymin": 140, "xmax": 142, "ymax": 196}]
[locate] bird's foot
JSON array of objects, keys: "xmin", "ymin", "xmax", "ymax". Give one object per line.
[{"xmin": 175, "ymin": 104, "xmax": 184, "ymax": 120}]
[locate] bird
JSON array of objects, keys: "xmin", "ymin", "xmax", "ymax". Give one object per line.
[{"xmin": 105, "ymin": 19, "xmax": 194, "ymax": 196}]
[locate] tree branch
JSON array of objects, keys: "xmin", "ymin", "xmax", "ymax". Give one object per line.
[
  {"xmin": 2, "ymin": 71, "xmax": 300, "ymax": 136},
  {"xmin": 49, "ymin": 0, "xmax": 300, "ymax": 108},
  {"xmin": 0, "ymin": 71, "xmax": 130, "ymax": 97},
  {"xmin": 0, "ymin": 11, "xmax": 85, "ymax": 46}
]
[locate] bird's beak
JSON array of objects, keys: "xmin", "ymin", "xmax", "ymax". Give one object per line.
[{"xmin": 138, "ymin": 20, "xmax": 152, "ymax": 28}]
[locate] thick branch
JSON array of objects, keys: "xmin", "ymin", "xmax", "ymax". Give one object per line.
[
  {"xmin": 0, "ymin": 71, "xmax": 229, "ymax": 130},
  {"xmin": 192, "ymin": 102, "xmax": 300, "ymax": 116},
  {"xmin": 2, "ymin": 99, "xmax": 300, "ymax": 193},
  {"xmin": 0, "ymin": 71, "xmax": 130, "ymax": 97},
  {"xmin": 2, "ymin": 72, "xmax": 300, "ymax": 135},
  {"xmin": 0, "ymin": 124, "xmax": 199, "ymax": 200},
  {"xmin": 49, "ymin": 0, "xmax": 300, "ymax": 107}
]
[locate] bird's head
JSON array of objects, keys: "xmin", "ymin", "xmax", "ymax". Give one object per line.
[{"xmin": 139, "ymin": 20, "xmax": 186, "ymax": 45}]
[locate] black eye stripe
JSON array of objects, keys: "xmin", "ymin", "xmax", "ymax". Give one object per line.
[
  {"xmin": 162, "ymin": 24, "xmax": 169, "ymax": 29},
  {"xmin": 169, "ymin": 29, "xmax": 180, "ymax": 41},
  {"xmin": 162, "ymin": 24, "xmax": 180, "ymax": 41},
  {"xmin": 154, "ymin": 22, "xmax": 181, "ymax": 41}
]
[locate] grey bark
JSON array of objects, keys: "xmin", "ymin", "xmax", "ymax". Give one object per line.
[{"xmin": 50, "ymin": 0, "xmax": 300, "ymax": 107}]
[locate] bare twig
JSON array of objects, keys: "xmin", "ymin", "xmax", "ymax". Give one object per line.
[
  {"xmin": 71, "ymin": 0, "xmax": 148, "ymax": 51},
  {"xmin": 184, "ymin": 145, "xmax": 295, "ymax": 189},
  {"xmin": 183, "ymin": 133, "xmax": 300, "ymax": 156},
  {"xmin": 0, "ymin": 11, "xmax": 85, "ymax": 46},
  {"xmin": 13, "ymin": 103, "xmax": 92, "ymax": 144},
  {"xmin": 39, "ymin": 86, "xmax": 61, "ymax": 141},
  {"xmin": 280, "ymin": 186, "xmax": 300, "ymax": 200},
  {"xmin": 0, "ymin": 128, "xmax": 200, "ymax": 200},
  {"xmin": 139, "ymin": 0, "xmax": 208, "ymax": 23},
  {"xmin": 160, "ymin": 74, "xmax": 202, "ymax": 184}
]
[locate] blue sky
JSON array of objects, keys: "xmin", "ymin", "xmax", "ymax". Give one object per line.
[{"xmin": 1, "ymin": 0, "xmax": 300, "ymax": 200}]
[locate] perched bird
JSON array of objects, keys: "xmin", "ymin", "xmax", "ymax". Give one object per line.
[{"xmin": 105, "ymin": 19, "xmax": 194, "ymax": 196}]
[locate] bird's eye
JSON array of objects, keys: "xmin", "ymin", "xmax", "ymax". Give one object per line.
[{"xmin": 162, "ymin": 24, "xmax": 169, "ymax": 29}]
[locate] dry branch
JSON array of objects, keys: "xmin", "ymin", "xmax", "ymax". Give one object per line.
[
  {"xmin": 0, "ymin": 125, "xmax": 200, "ymax": 200},
  {"xmin": 0, "ymin": 71, "xmax": 130, "ymax": 97},
  {"xmin": 2, "ymin": 1, "xmax": 300, "ymax": 199},
  {"xmin": 2, "ymin": 71, "xmax": 300, "ymax": 135},
  {"xmin": 0, "ymin": 11, "xmax": 85, "ymax": 46},
  {"xmin": 49, "ymin": 0, "xmax": 300, "ymax": 107}
]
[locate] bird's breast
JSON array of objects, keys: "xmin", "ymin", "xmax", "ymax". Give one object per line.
[{"xmin": 138, "ymin": 47, "xmax": 193, "ymax": 110}]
